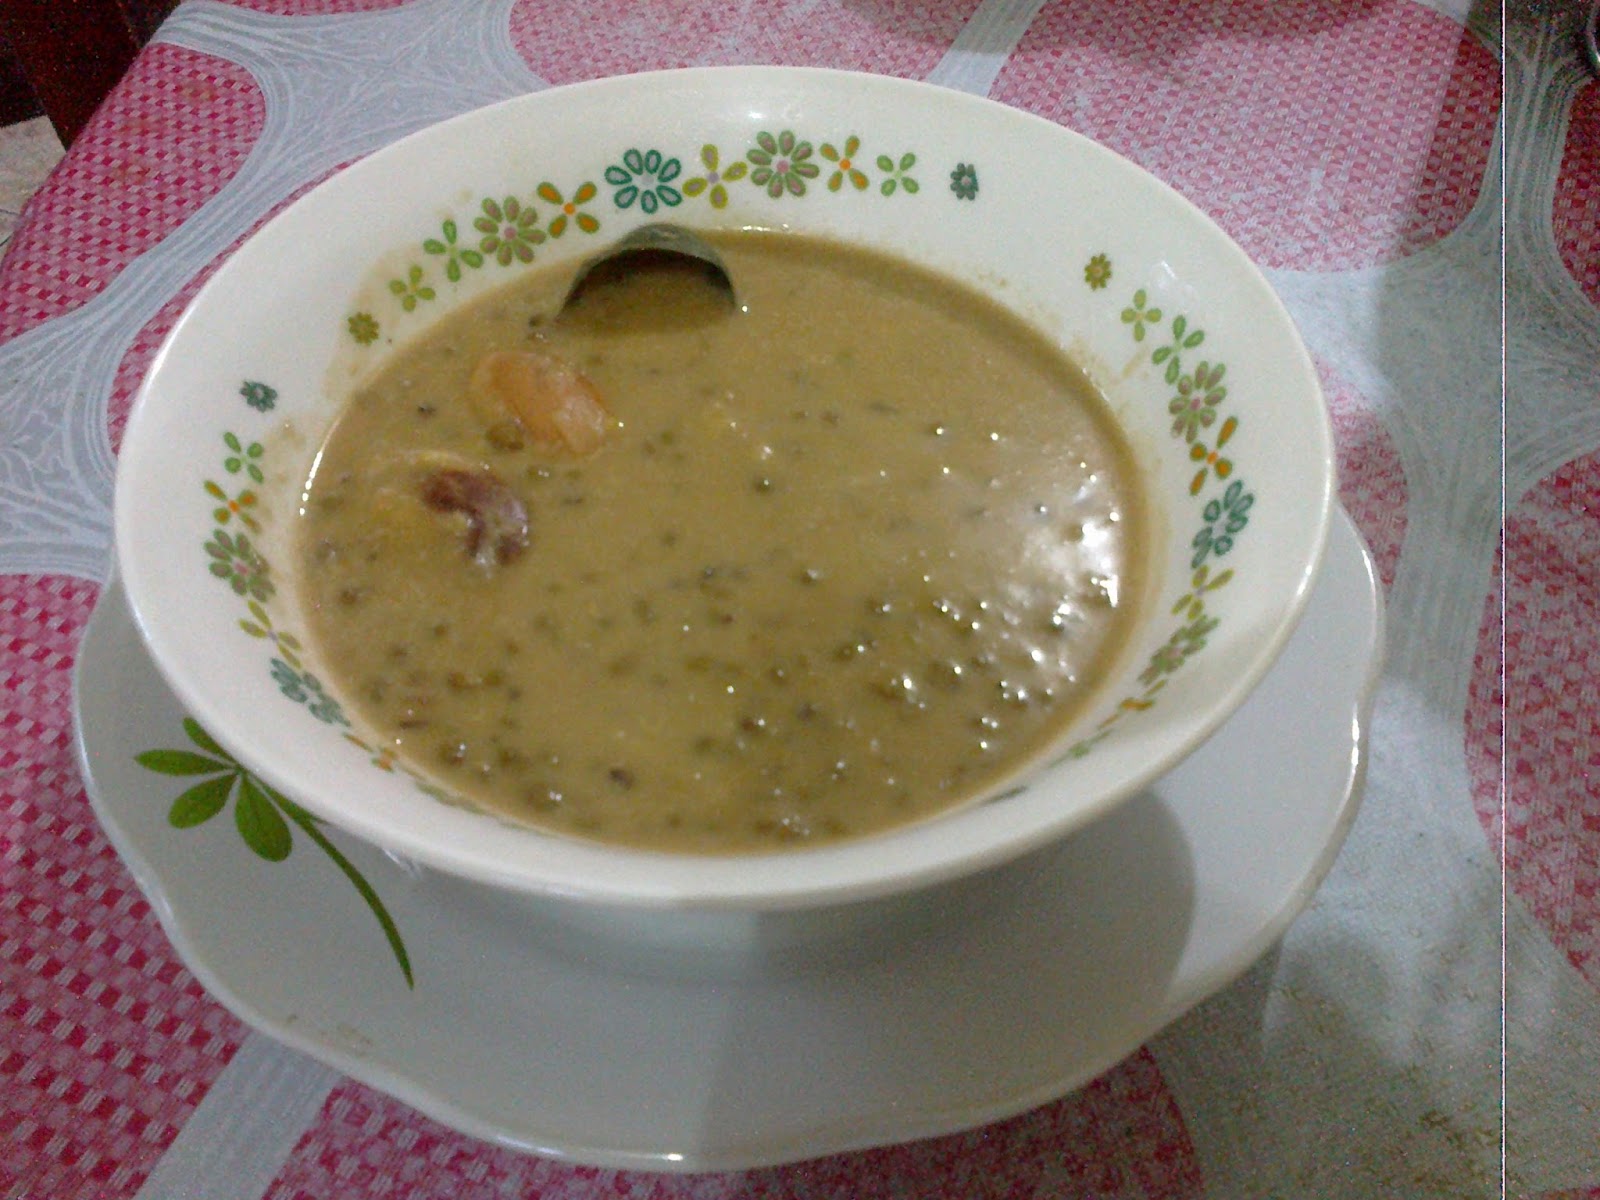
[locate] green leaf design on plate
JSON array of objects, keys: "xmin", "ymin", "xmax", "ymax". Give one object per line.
[
  {"xmin": 168, "ymin": 774, "xmax": 234, "ymax": 828},
  {"xmin": 136, "ymin": 717, "xmax": 414, "ymax": 987},
  {"xmin": 179, "ymin": 717, "xmax": 230, "ymax": 759},
  {"xmin": 236, "ymin": 774, "xmax": 292, "ymax": 861},
  {"xmin": 136, "ymin": 747, "xmax": 232, "ymax": 776}
]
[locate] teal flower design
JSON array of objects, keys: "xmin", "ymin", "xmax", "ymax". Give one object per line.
[
  {"xmin": 423, "ymin": 218, "xmax": 485, "ymax": 282},
  {"xmin": 949, "ymin": 162, "xmax": 979, "ymax": 200},
  {"xmin": 137, "ymin": 717, "xmax": 412, "ymax": 987},
  {"xmin": 474, "ymin": 196, "xmax": 546, "ymax": 265},
  {"xmin": 876, "ymin": 151, "xmax": 920, "ymax": 197},
  {"xmin": 270, "ymin": 658, "xmax": 348, "ymax": 726},
  {"xmin": 746, "ymin": 131, "xmax": 820, "ymax": 198},
  {"xmin": 1119, "ymin": 289, "xmax": 1163, "ymax": 342},
  {"xmin": 309, "ymin": 691, "xmax": 345, "ymax": 727},
  {"xmin": 1168, "ymin": 360, "xmax": 1227, "ymax": 442},
  {"xmin": 239, "ymin": 381, "xmax": 277, "ymax": 412},
  {"xmin": 269, "ymin": 656, "xmax": 303, "ymax": 698},
  {"xmin": 1190, "ymin": 480, "xmax": 1254, "ymax": 568},
  {"xmin": 606, "ymin": 148, "xmax": 683, "ymax": 214},
  {"xmin": 205, "ymin": 529, "xmax": 272, "ymax": 601}
]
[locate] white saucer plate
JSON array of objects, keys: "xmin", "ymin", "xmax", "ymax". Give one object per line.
[{"xmin": 74, "ymin": 508, "xmax": 1382, "ymax": 1172}]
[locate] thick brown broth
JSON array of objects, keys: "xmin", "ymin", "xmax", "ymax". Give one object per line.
[{"xmin": 297, "ymin": 231, "xmax": 1147, "ymax": 852}]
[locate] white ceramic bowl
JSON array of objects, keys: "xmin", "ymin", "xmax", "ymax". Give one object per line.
[{"xmin": 115, "ymin": 67, "xmax": 1332, "ymax": 911}]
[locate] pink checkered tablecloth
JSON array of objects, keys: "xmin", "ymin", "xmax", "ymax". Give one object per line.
[{"xmin": 1, "ymin": 2, "xmax": 1590, "ymax": 1196}]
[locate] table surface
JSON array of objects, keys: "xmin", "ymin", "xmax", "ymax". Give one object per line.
[{"xmin": 1, "ymin": 2, "xmax": 1591, "ymax": 1197}]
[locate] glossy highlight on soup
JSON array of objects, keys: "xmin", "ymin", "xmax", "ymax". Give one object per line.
[{"xmin": 296, "ymin": 231, "xmax": 1148, "ymax": 852}]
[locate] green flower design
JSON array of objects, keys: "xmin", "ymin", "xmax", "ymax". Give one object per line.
[
  {"xmin": 239, "ymin": 381, "xmax": 277, "ymax": 412},
  {"xmin": 1168, "ymin": 360, "xmax": 1227, "ymax": 442},
  {"xmin": 1138, "ymin": 614, "xmax": 1220, "ymax": 686},
  {"xmin": 137, "ymin": 717, "xmax": 412, "ymax": 987},
  {"xmin": 681, "ymin": 144, "xmax": 748, "ymax": 209},
  {"xmin": 1171, "ymin": 563, "xmax": 1234, "ymax": 621},
  {"xmin": 270, "ymin": 658, "xmax": 348, "ymax": 726},
  {"xmin": 746, "ymin": 130, "xmax": 820, "ymax": 199},
  {"xmin": 1063, "ymin": 730, "xmax": 1111, "ymax": 760},
  {"xmin": 1141, "ymin": 644, "xmax": 1189, "ymax": 684},
  {"xmin": 1188, "ymin": 414, "xmax": 1239, "ymax": 495},
  {"xmin": 387, "ymin": 263, "xmax": 436, "ymax": 313},
  {"xmin": 474, "ymin": 195, "xmax": 546, "ymax": 265},
  {"xmin": 1120, "ymin": 289, "xmax": 1163, "ymax": 342},
  {"xmin": 206, "ymin": 433, "xmax": 263, "ymax": 530},
  {"xmin": 1044, "ymin": 265, "xmax": 1255, "ymax": 760},
  {"xmin": 239, "ymin": 599, "xmax": 304, "ymax": 671},
  {"xmin": 221, "ymin": 431, "xmax": 264, "ymax": 484},
  {"xmin": 347, "ymin": 312, "xmax": 379, "ymax": 344},
  {"xmin": 1190, "ymin": 480, "xmax": 1254, "ymax": 568},
  {"xmin": 1174, "ymin": 613, "xmax": 1220, "ymax": 655},
  {"xmin": 537, "ymin": 181, "xmax": 600, "ymax": 237},
  {"xmin": 876, "ymin": 151, "xmax": 920, "ymax": 197},
  {"xmin": 821, "ymin": 136, "xmax": 869, "ymax": 192},
  {"xmin": 423, "ymin": 218, "xmax": 485, "ymax": 282},
  {"xmin": 205, "ymin": 529, "xmax": 272, "ymax": 601},
  {"xmin": 1152, "ymin": 313, "xmax": 1205, "ymax": 385},
  {"xmin": 204, "ymin": 480, "xmax": 259, "ymax": 533},
  {"xmin": 949, "ymin": 162, "xmax": 979, "ymax": 200},
  {"xmin": 605, "ymin": 148, "xmax": 683, "ymax": 214}
]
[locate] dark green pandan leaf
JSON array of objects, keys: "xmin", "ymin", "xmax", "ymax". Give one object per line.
[
  {"xmin": 168, "ymin": 774, "xmax": 234, "ymax": 828},
  {"xmin": 235, "ymin": 776, "xmax": 292, "ymax": 862},
  {"xmin": 136, "ymin": 749, "xmax": 231, "ymax": 777}
]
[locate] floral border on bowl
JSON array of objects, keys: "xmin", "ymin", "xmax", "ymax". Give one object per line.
[
  {"xmin": 344, "ymin": 133, "xmax": 979, "ymax": 347},
  {"xmin": 136, "ymin": 128, "xmax": 1258, "ymax": 959}
]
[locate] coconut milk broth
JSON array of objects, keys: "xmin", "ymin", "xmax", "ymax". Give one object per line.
[{"xmin": 296, "ymin": 231, "xmax": 1147, "ymax": 852}]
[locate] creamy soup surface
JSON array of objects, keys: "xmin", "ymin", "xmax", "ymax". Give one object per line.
[{"xmin": 297, "ymin": 231, "xmax": 1147, "ymax": 852}]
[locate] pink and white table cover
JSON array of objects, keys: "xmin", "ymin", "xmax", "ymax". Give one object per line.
[{"xmin": 1, "ymin": 1, "xmax": 1589, "ymax": 1196}]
